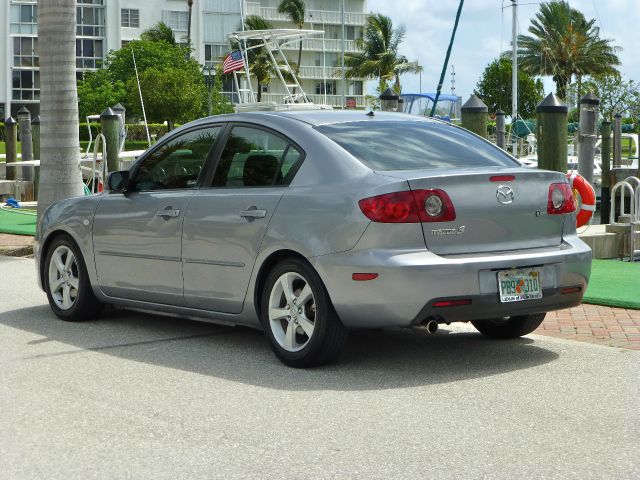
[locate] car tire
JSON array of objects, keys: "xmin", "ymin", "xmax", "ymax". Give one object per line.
[
  {"xmin": 260, "ymin": 258, "xmax": 347, "ymax": 368},
  {"xmin": 44, "ymin": 235, "xmax": 103, "ymax": 322},
  {"xmin": 471, "ymin": 313, "xmax": 546, "ymax": 339}
]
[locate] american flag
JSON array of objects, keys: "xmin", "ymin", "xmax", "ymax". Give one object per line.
[{"xmin": 222, "ymin": 50, "xmax": 245, "ymax": 74}]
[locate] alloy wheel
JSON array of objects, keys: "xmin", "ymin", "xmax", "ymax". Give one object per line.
[
  {"xmin": 268, "ymin": 272, "xmax": 316, "ymax": 352},
  {"xmin": 48, "ymin": 245, "xmax": 79, "ymax": 311}
]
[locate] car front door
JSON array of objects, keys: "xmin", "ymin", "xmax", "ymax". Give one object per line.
[
  {"xmin": 93, "ymin": 126, "xmax": 221, "ymax": 304},
  {"xmin": 182, "ymin": 124, "xmax": 304, "ymax": 314}
]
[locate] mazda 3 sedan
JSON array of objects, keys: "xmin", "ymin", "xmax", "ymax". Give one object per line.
[{"xmin": 35, "ymin": 111, "xmax": 592, "ymax": 367}]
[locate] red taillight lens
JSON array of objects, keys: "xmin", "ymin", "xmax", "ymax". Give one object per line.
[
  {"xmin": 358, "ymin": 189, "xmax": 456, "ymax": 223},
  {"xmin": 547, "ymin": 183, "xmax": 576, "ymax": 214},
  {"xmin": 358, "ymin": 191, "xmax": 420, "ymax": 223}
]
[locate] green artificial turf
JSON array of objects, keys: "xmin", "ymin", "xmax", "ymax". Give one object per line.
[
  {"xmin": 582, "ymin": 259, "xmax": 640, "ymax": 309},
  {"xmin": 0, "ymin": 206, "xmax": 36, "ymax": 236}
]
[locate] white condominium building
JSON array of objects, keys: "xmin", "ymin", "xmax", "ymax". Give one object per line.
[{"xmin": 0, "ymin": 0, "xmax": 368, "ymax": 119}]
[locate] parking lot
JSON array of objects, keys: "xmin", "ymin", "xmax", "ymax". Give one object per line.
[{"xmin": 1, "ymin": 255, "xmax": 639, "ymax": 479}]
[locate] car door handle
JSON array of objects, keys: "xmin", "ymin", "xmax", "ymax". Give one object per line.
[
  {"xmin": 156, "ymin": 208, "xmax": 180, "ymax": 218},
  {"xmin": 240, "ymin": 209, "xmax": 267, "ymax": 219}
]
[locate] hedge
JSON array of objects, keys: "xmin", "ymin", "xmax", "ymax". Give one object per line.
[{"xmin": 78, "ymin": 122, "xmax": 168, "ymax": 142}]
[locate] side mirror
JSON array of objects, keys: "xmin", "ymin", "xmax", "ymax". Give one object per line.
[{"xmin": 107, "ymin": 171, "xmax": 130, "ymax": 193}]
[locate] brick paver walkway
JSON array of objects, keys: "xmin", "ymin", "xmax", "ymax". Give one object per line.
[{"xmin": 537, "ymin": 304, "xmax": 640, "ymax": 350}]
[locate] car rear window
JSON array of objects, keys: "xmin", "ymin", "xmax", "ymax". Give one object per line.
[{"xmin": 316, "ymin": 121, "xmax": 518, "ymax": 171}]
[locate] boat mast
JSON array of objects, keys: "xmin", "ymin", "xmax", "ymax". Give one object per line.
[{"xmin": 511, "ymin": 0, "xmax": 518, "ymax": 156}]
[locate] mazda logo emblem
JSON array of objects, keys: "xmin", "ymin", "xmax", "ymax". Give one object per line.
[{"xmin": 496, "ymin": 186, "xmax": 515, "ymax": 204}]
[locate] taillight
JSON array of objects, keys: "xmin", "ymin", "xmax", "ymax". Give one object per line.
[
  {"xmin": 358, "ymin": 189, "xmax": 456, "ymax": 223},
  {"xmin": 547, "ymin": 182, "xmax": 576, "ymax": 214}
]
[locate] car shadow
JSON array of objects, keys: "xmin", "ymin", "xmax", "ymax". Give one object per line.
[{"xmin": 1, "ymin": 305, "xmax": 559, "ymax": 391}]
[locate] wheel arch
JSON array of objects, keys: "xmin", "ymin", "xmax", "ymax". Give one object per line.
[
  {"xmin": 253, "ymin": 249, "xmax": 315, "ymax": 319},
  {"xmin": 39, "ymin": 229, "xmax": 81, "ymax": 289}
]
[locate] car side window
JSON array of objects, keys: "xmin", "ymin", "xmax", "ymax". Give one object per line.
[
  {"xmin": 132, "ymin": 126, "xmax": 221, "ymax": 191},
  {"xmin": 211, "ymin": 126, "xmax": 303, "ymax": 188}
]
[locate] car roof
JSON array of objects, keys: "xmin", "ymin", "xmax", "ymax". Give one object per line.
[{"xmin": 186, "ymin": 110, "xmax": 444, "ymax": 129}]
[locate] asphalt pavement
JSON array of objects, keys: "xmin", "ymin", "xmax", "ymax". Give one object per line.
[{"xmin": 1, "ymin": 255, "xmax": 639, "ymax": 479}]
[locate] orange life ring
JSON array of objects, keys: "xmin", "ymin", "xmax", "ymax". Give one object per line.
[{"xmin": 566, "ymin": 173, "xmax": 595, "ymax": 228}]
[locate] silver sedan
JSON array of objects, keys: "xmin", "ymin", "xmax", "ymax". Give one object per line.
[{"xmin": 35, "ymin": 111, "xmax": 591, "ymax": 367}]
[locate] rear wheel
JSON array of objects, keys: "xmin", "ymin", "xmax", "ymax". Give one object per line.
[
  {"xmin": 44, "ymin": 235, "xmax": 103, "ymax": 322},
  {"xmin": 471, "ymin": 313, "xmax": 546, "ymax": 339},
  {"xmin": 260, "ymin": 259, "xmax": 347, "ymax": 368}
]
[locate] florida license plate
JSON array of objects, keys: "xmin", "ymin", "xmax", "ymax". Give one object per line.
[{"xmin": 497, "ymin": 269, "xmax": 542, "ymax": 303}]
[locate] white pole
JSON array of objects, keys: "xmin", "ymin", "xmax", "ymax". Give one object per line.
[
  {"xmin": 131, "ymin": 49, "xmax": 151, "ymax": 146},
  {"xmin": 511, "ymin": 0, "xmax": 518, "ymax": 156},
  {"xmin": 341, "ymin": 0, "xmax": 346, "ymax": 109}
]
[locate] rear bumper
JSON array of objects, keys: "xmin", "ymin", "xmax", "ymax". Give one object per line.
[{"xmin": 311, "ymin": 234, "xmax": 592, "ymax": 329}]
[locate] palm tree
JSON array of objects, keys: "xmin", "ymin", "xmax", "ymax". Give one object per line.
[
  {"xmin": 517, "ymin": 1, "xmax": 620, "ymax": 101},
  {"xmin": 344, "ymin": 13, "xmax": 420, "ymax": 94},
  {"xmin": 244, "ymin": 15, "xmax": 285, "ymax": 102},
  {"xmin": 37, "ymin": 0, "xmax": 84, "ymax": 219},
  {"xmin": 186, "ymin": 0, "xmax": 194, "ymax": 51},
  {"xmin": 277, "ymin": 0, "xmax": 305, "ymax": 76},
  {"xmin": 140, "ymin": 21, "xmax": 176, "ymax": 45}
]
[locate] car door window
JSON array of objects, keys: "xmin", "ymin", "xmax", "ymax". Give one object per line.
[
  {"xmin": 132, "ymin": 126, "xmax": 221, "ymax": 191},
  {"xmin": 211, "ymin": 126, "xmax": 303, "ymax": 188}
]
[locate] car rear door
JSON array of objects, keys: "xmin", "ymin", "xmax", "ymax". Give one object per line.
[
  {"xmin": 92, "ymin": 125, "xmax": 222, "ymax": 304},
  {"xmin": 182, "ymin": 124, "xmax": 304, "ymax": 314}
]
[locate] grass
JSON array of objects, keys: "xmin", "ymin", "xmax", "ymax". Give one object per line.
[{"xmin": 582, "ymin": 259, "xmax": 640, "ymax": 309}]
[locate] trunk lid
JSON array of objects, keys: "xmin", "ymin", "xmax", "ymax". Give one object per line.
[{"xmin": 383, "ymin": 168, "xmax": 568, "ymax": 255}]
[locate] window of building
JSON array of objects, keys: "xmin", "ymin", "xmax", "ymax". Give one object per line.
[
  {"xmin": 163, "ymin": 11, "xmax": 189, "ymax": 31},
  {"xmin": 315, "ymin": 52, "xmax": 338, "ymax": 67},
  {"xmin": 76, "ymin": 38, "xmax": 104, "ymax": 69},
  {"xmin": 13, "ymin": 37, "xmax": 39, "ymax": 68},
  {"xmin": 316, "ymin": 81, "xmax": 337, "ymax": 95},
  {"xmin": 121, "ymin": 9, "xmax": 140, "ymax": 28},
  {"xmin": 12, "ymin": 70, "xmax": 40, "ymax": 101},
  {"xmin": 10, "ymin": 4, "xmax": 38, "ymax": 35},
  {"xmin": 349, "ymin": 81, "xmax": 363, "ymax": 96},
  {"xmin": 77, "ymin": 4, "xmax": 105, "ymax": 37},
  {"xmin": 204, "ymin": 44, "xmax": 227, "ymax": 67}
]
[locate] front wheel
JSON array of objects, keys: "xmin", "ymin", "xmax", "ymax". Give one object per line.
[
  {"xmin": 471, "ymin": 313, "xmax": 546, "ymax": 339},
  {"xmin": 44, "ymin": 235, "xmax": 103, "ymax": 322},
  {"xmin": 260, "ymin": 259, "xmax": 347, "ymax": 368}
]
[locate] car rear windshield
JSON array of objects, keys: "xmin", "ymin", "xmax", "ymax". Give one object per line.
[{"xmin": 316, "ymin": 121, "xmax": 518, "ymax": 171}]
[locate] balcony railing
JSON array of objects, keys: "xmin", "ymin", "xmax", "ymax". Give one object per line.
[
  {"xmin": 245, "ymin": 2, "xmax": 367, "ymax": 26},
  {"xmin": 280, "ymin": 38, "xmax": 358, "ymax": 53},
  {"xmin": 258, "ymin": 93, "xmax": 367, "ymax": 108}
]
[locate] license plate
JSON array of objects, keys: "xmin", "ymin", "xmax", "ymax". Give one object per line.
[{"xmin": 497, "ymin": 269, "xmax": 542, "ymax": 303}]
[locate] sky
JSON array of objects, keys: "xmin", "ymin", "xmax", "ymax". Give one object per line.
[{"xmin": 365, "ymin": 0, "xmax": 640, "ymax": 100}]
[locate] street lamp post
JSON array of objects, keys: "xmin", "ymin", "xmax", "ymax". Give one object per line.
[{"xmin": 203, "ymin": 66, "xmax": 216, "ymax": 115}]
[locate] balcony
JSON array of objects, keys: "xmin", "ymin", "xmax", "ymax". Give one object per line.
[
  {"xmin": 281, "ymin": 38, "xmax": 359, "ymax": 53},
  {"xmin": 245, "ymin": 2, "xmax": 367, "ymax": 26},
  {"xmin": 258, "ymin": 93, "xmax": 367, "ymax": 108}
]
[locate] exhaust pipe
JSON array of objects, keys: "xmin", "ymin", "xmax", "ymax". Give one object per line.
[{"xmin": 412, "ymin": 319, "xmax": 439, "ymax": 335}]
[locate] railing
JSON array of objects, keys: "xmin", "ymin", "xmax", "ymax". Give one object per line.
[
  {"xmin": 610, "ymin": 176, "xmax": 640, "ymax": 262},
  {"xmin": 258, "ymin": 93, "xmax": 367, "ymax": 108},
  {"xmin": 245, "ymin": 3, "xmax": 367, "ymax": 25},
  {"xmin": 280, "ymin": 38, "xmax": 359, "ymax": 53}
]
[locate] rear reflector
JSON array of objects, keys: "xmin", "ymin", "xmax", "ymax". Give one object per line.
[
  {"xmin": 358, "ymin": 189, "xmax": 456, "ymax": 223},
  {"xmin": 352, "ymin": 273, "xmax": 379, "ymax": 281},
  {"xmin": 432, "ymin": 299, "xmax": 472, "ymax": 308},
  {"xmin": 561, "ymin": 286, "xmax": 582, "ymax": 295},
  {"xmin": 490, "ymin": 175, "xmax": 515, "ymax": 182}
]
